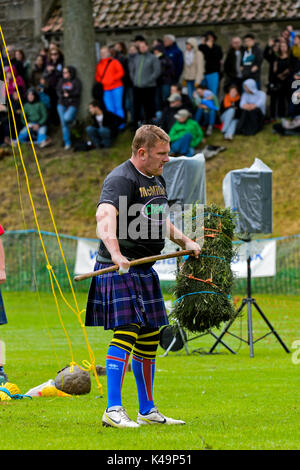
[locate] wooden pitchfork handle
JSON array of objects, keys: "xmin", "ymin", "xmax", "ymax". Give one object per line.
[{"xmin": 74, "ymin": 249, "xmax": 194, "ymax": 282}]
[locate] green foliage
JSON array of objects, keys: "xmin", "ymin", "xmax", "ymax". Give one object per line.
[{"xmin": 173, "ymin": 204, "xmax": 237, "ymax": 333}]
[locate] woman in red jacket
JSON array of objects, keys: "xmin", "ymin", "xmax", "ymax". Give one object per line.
[{"xmin": 95, "ymin": 46, "xmax": 125, "ymax": 122}]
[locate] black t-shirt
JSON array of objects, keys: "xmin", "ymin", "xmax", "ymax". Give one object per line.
[{"xmin": 97, "ymin": 160, "xmax": 169, "ymax": 265}]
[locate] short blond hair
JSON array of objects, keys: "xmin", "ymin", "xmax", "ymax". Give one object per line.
[{"xmin": 132, "ymin": 125, "xmax": 170, "ymax": 155}]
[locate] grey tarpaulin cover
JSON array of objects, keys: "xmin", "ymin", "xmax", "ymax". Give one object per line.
[
  {"xmin": 162, "ymin": 153, "xmax": 206, "ymax": 205},
  {"xmin": 223, "ymin": 158, "xmax": 272, "ymax": 234}
]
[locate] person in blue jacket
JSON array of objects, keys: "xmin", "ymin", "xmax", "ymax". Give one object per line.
[{"xmin": 163, "ymin": 34, "xmax": 184, "ymax": 84}]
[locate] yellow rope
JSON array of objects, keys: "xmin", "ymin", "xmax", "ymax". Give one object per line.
[{"xmin": 0, "ymin": 28, "xmax": 102, "ymax": 394}]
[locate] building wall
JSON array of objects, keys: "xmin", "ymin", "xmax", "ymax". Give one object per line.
[{"xmin": 0, "ymin": 0, "xmax": 51, "ymax": 60}]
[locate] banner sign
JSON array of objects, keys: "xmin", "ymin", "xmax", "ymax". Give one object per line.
[
  {"xmin": 74, "ymin": 239, "xmax": 276, "ymax": 280},
  {"xmin": 231, "ymin": 240, "xmax": 276, "ymax": 278}
]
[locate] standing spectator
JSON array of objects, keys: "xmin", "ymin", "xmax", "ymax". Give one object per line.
[
  {"xmin": 56, "ymin": 66, "xmax": 82, "ymax": 149},
  {"xmin": 18, "ymin": 88, "xmax": 51, "ymax": 148},
  {"xmin": 199, "ymin": 31, "xmax": 223, "ymax": 97},
  {"xmin": 3, "ymin": 44, "xmax": 24, "ymax": 78},
  {"xmin": 15, "ymin": 49, "xmax": 30, "ymax": 87},
  {"xmin": 241, "ymin": 34, "xmax": 263, "ymax": 88},
  {"xmin": 193, "ymin": 84, "xmax": 219, "ymax": 136},
  {"xmin": 153, "ymin": 44, "xmax": 175, "ymax": 113},
  {"xmin": 291, "ymin": 35, "xmax": 300, "ymax": 62},
  {"xmin": 182, "ymin": 38, "xmax": 205, "ymax": 99},
  {"xmin": 268, "ymin": 41, "xmax": 291, "ymax": 118},
  {"xmin": 236, "ymin": 78, "xmax": 266, "ymax": 136},
  {"xmin": 220, "ymin": 84, "xmax": 241, "ymax": 140},
  {"xmin": 130, "ymin": 40, "xmax": 161, "ymax": 128},
  {"xmin": 223, "ymin": 37, "xmax": 243, "ymax": 92},
  {"xmin": 126, "ymin": 44, "xmax": 139, "ymax": 124},
  {"xmin": 43, "ymin": 46, "xmax": 64, "ymax": 125},
  {"xmin": 86, "ymin": 100, "xmax": 124, "ymax": 148},
  {"xmin": 95, "ymin": 46, "xmax": 125, "ymax": 122},
  {"xmin": 0, "ymin": 223, "xmax": 8, "ymax": 383},
  {"xmin": 163, "ymin": 34, "xmax": 184, "ymax": 84},
  {"xmin": 169, "ymin": 109, "xmax": 203, "ymax": 157},
  {"xmin": 30, "ymin": 55, "xmax": 45, "ymax": 87}
]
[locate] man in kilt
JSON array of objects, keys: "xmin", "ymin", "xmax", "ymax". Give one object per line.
[
  {"xmin": 0, "ymin": 223, "xmax": 8, "ymax": 383},
  {"xmin": 86, "ymin": 125, "xmax": 200, "ymax": 428}
]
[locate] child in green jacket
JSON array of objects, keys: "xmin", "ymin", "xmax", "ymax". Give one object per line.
[
  {"xmin": 169, "ymin": 109, "xmax": 203, "ymax": 157},
  {"xmin": 18, "ymin": 88, "xmax": 51, "ymax": 148}
]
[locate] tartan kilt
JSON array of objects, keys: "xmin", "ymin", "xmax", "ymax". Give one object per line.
[
  {"xmin": 85, "ymin": 262, "xmax": 169, "ymax": 330},
  {"xmin": 0, "ymin": 289, "xmax": 7, "ymax": 325}
]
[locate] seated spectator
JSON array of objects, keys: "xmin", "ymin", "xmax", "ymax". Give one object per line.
[
  {"xmin": 18, "ymin": 88, "xmax": 51, "ymax": 148},
  {"xmin": 37, "ymin": 77, "xmax": 51, "ymax": 110},
  {"xmin": 4, "ymin": 65, "xmax": 26, "ymax": 99},
  {"xmin": 220, "ymin": 84, "xmax": 241, "ymax": 140},
  {"xmin": 159, "ymin": 93, "xmax": 185, "ymax": 133},
  {"xmin": 169, "ymin": 109, "xmax": 203, "ymax": 157},
  {"xmin": 169, "ymin": 83, "xmax": 194, "ymax": 112},
  {"xmin": 3, "ymin": 91, "xmax": 22, "ymax": 145},
  {"xmin": 0, "ymin": 104, "xmax": 8, "ymax": 146},
  {"xmin": 95, "ymin": 45, "xmax": 125, "ymax": 122},
  {"xmin": 56, "ymin": 66, "xmax": 82, "ymax": 149},
  {"xmin": 193, "ymin": 85, "xmax": 219, "ymax": 136},
  {"xmin": 236, "ymin": 79, "xmax": 266, "ymax": 136},
  {"xmin": 183, "ymin": 38, "xmax": 205, "ymax": 99},
  {"xmin": 86, "ymin": 100, "xmax": 124, "ymax": 148}
]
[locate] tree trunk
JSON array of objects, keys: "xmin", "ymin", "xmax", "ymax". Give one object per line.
[{"xmin": 61, "ymin": 0, "xmax": 96, "ymax": 121}]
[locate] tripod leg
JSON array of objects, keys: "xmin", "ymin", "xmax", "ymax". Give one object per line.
[
  {"xmin": 247, "ymin": 300, "xmax": 254, "ymax": 358},
  {"xmin": 209, "ymin": 300, "xmax": 246, "ymax": 354},
  {"xmin": 253, "ymin": 301, "xmax": 290, "ymax": 353}
]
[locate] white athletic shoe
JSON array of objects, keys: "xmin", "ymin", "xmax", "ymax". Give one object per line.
[
  {"xmin": 137, "ymin": 407, "xmax": 186, "ymax": 425},
  {"xmin": 102, "ymin": 406, "xmax": 140, "ymax": 428}
]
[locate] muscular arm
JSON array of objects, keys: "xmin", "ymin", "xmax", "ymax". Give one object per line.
[
  {"xmin": 166, "ymin": 218, "xmax": 200, "ymax": 258},
  {"xmin": 96, "ymin": 203, "xmax": 130, "ymax": 271}
]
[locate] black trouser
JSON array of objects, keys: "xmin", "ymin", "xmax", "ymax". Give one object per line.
[
  {"xmin": 133, "ymin": 86, "xmax": 156, "ymax": 126},
  {"xmin": 236, "ymin": 108, "xmax": 264, "ymax": 136}
]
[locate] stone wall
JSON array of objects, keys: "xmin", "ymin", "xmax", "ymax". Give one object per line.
[{"xmin": 0, "ymin": 0, "xmax": 52, "ymax": 61}]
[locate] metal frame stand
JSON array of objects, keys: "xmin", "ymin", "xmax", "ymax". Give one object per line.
[{"xmin": 209, "ymin": 255, "xmax": 290, "ymax": 357}]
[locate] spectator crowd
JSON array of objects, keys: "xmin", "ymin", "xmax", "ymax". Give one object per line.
[{"xmin": 0, "ymin": 24, "xmax": 300, "ymax": 154}]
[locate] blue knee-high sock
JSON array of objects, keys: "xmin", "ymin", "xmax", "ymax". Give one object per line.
[
  {"xmin": 132, "ymin": 355, "xmax": 156, "ymax": 415},
  {"xmin": 106, "ymin": 345, "xmax": 129, "ymax": 410}
]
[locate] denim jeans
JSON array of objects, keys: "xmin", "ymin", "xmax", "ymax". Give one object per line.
[
  {"xmin": 170, "ymin": 133, "xmax": 194, "ymax": 157},
  {"xmin": 221, "ymin": 108, "xmax": 238, "ymax": 137},
  {"xmin": 57, "ymin": 104, "xmax": 78, "ymax": 146},
  {"xmin": 186, "ymin": 80, "xmax": 195, "ymax": 99},
  {"xmin": 86, "ymin": 125, "xmax": 111, "ymax": 148},
  {"xmin": 194, "ymin": 107, "xmax": 216, "ymax": 126},
  {"xmin": 201, "ymin": 72, "xmax": 219, "ymax": 96},
  {"xmin": 18, "ymin": 124, "xmax": 47, "ymax": 144}
]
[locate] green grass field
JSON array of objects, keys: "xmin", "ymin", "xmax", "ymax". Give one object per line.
[{"xmin": 1, "ymin": 291, "xmax": 300, "ymax": 450}]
